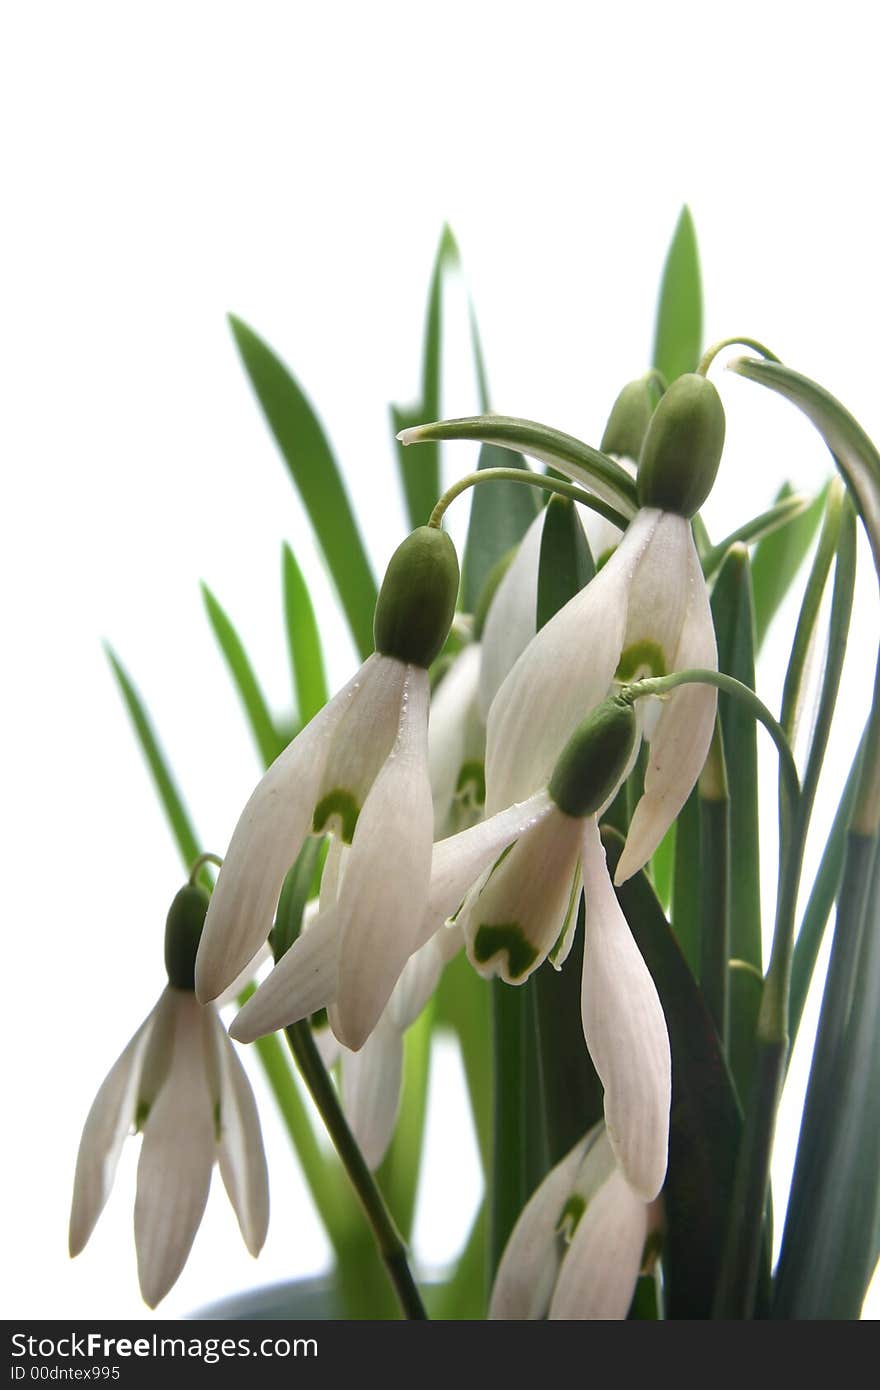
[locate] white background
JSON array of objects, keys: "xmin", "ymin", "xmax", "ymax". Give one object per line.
[{"xmin": 2, "ymin": 2, "xmax": 878, "ymax": 1319}]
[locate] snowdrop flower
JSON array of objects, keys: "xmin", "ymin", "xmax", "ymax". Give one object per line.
[
  {"xmin": 196, "ymin": 525, "xmax": 459, "ymax": 1051},
  {"xmin": 580, "ymin": 373, "xmax": 659, "ymax": 565},
  {"xmin": 69, "ymin": 885, "xmax": 269, "ymax": 1308},
  {"xmin": 490, "ymin": 1124, "xmax": 662, "ymax": 1320},
  {"xmin": 486, "ymin": 373, "xmax": 725, "ymax": 886}
]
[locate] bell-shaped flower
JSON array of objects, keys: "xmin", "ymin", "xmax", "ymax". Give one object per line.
[
  {"xmin": 486, "ymin": 374, "xmax": 725, "ymax": 886},
  {"xmin": 195, "ymin": 526, "xmax": 459, "ymax": 1051},
  {"xmin": 69, "ymin": 886, "xmax": 269, "ymax": 1308},
  {"xmin": 489, "ymin": 1124, "xmax": 662, "ymax": 1320}
]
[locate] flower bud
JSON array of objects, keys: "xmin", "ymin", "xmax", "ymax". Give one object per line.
[
  {"xmin": 637, "ymin": 373, "xmax": 725, "ymax": 518},
  {"xmin": 165, "ymin": 884, "xmax": 210, "ymax": 991},
  {"xmin": 374, "ymin": 526, "xmax": 460, "ymax": 668},
  {"xmin": 601, "ymin": 375, "xmax": 662, "ymax": 462},
  {"xmin": 549, "ymin": 697, "xmax": 638, "ymax": 819}
]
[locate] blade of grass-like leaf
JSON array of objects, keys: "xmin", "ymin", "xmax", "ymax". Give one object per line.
[
  {"xmin": 671, "ymin": 790, "xmax": 700, "ymax": 977},
  {"xmin": 461, "ymin": 444, "xmax": 538, "ymax": 612},
  {"xmin": 104, "ymin": 644, "xmax": 202, "ymax": 873},
  {"xmin": 399, "ymin": 415, "xmax": 639, "ymax": 514},
  {"xmin": 699, "ymin": 724, "xmax": 730, "ymax": 1046},
  {"xmin": 778, "ymin": 483, "xmax": 842, "ymax": 753},
  {"xmin": 701, "ymin": 493, "xmax": 812, "ymax": 580},
  {"xmin": 751, "ymin": 484, "xmax": 827, "ymax": 649},
  {"xmin": 650, "ymin": 823, "xmax": 676, "ymax": 911},
  {"xmin": 430, "ymin": 1202, "xmax": 487, "ymax": 1319},
  {"xmin": 229, "ymin": 315, "xmax": 378, "ymax": 659},
  {"xmin": 282, "ymin": 543, "xmax": 328, "ymax": 723},
  {"xmin": 652, "ymin": 206, "xmax": 702, "ymax": 384},
  {"xmin": 201, "ymin": 582, "xmax": 285, "ymax": 769},
  {"xmin": 489, "ymin": 976, "xmax": 530, "ymax": 1280},
  {"xmin": 729, "ymin": 357, "xmax": 880, "ymax": 573},
  {"xmin": 601, "ymin": 826, "xmax": 755, "ymax": 1319}
]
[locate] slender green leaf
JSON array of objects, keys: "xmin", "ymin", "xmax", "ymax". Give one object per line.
[
  {"xmin": 430, "ymin": 1202, "xmax": 487, "ymax": 1320},
  {"xmin": 489, "ymin": 976, "xmax": 535, "ymax": 1278},
  {"xmin": 461, "ymin": 444, "xmax": 538, "ymax": 612},
  {"xmin": 282, "ymin": 543, "xmax": 328, "ymax": 723},
  {"xmin": 701, "ymin": 492, "xmax": 812, "ymax": 580},
  {"xmin": 650, "ymin": 823, "xmax": 676, "ymax": 911},
  {"xmin": 391, "ymin": 227, "xmax": 460, "ymax": 529},
  {"xmin": 104, "ymin": 645, "xmax": 202, "ymax": 873},
  {"xmin": 535, "ymin": 496, "xmax": 595, "ymax": 631},
  {"xmin": 201, "ymin": 582, "xmax": 285, "ymax": 768},
  {"xmin": 601, "ymin": 826, "xmax": 747, "ymax": 1319},
  {"xmin": 272, "ymin": 838, "xmax": 325, "ymax": 960},
  {"xmin": 727, "ymin": 959, "xmax": 763, "ymax": 1113},
  {"xmin": 398, "ymin": 415, "xmax": 639, "ymax": 514},
  {"xmin": 729, "ymin": 356, "xmax": 880, "ymax": 572},
  {"xmin": 229, "ymin": 315, "xmax": 378, "ymax": 659},
  {"xmin": 711, "ymin": 546, "xmax": 762, "ymax": 972},
  {"xmin": 652, "ymin": 206, "xmax": 702, "ymax": 384},
  {"xmin": 671, "ymin": 789, "xmax": 700, "ymax": 976},
  {"xmin": 699, "ymin": 725, "xmax": 731, "ymax": 1046},
  {"xmin": 751, "ymin": 484, "xmax": 827, "ymax": 649},
  {"xmin": 778, "ymin": 483, "xmax": 843, "ymax": 753}
]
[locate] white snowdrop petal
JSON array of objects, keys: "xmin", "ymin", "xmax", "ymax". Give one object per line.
[
  {"xmin": 428, "ymin": 642, "xmax": 483, "ymax": 833},
  {"xmin": 68, "ymin": 1004, "xmax": 158, "ymax": 1257},
  {"xmin": 317, "ymin": 653, "xmax": 408, "ymax": 818},
  {"xmin": 484, "ymin": 511, "xmax": 658, "ymax": 814},
  {"xmin": 134, "ymin": 993, "xmax": 216, "ymax": 1307},
  {"xmin": 548, "ymin": 1168, "xmax": 649, "ymax": 1320},
  {"xmin": 617, "ymin": 526, "xmax": 718, "ymax": 883},
  {"xmin": 489, "ymin": 1133, "xmax": 592, "ymax": 1320},
  {"xmin": 340, "ymin": 1018, "xmax": 404, "ymax": 1171},
  {"xmin": 213, "ymin": 941, "xmax": 273, "ymax": 1009},
  {"xmin": 334, "ymin": 668, "xmax": 434, "ymax": 1050},
  {"xmin": 194, "ymin": 663, "xmax": 363, "ymax": 1003},
  {"xmin": 212, "ymin": 1014, "xmax": 270, "ymax": 1256},
  {"xmin": 418, "ymin": 789, "xmax": 555, "ymax": 950},
  {"xmin": 581, "ymin": 820, "xmax": 671, "ymax": 1201},
  {"xmin": 388, "ymin": 931, "xmax": 448, "ymax": 1031},
  {"xmin": 462, "ymin": 808, "xmax": 583, "ymax": 984},
  {"xmin": 620, "ymin": 511, "xmax": 690, "ymax": 661},
  {"xmin": 478, "ymin": 511, "xmax": 545, "ymax": 721},
  {"xmin": 230, "ymin": 909, "xmax": 342, "ymax": 1043}
]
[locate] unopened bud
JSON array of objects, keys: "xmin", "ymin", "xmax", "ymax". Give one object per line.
[
  {"xmin": 374, "ymin": 526, "xmax": 460, "ymax": 668},
  {"xmin": 165, "ymin": 884, "xmax": 210, "ymax": 991},
  {"xmin": 637, "ymin": 373, "xmax": 725, "ymax": 518},
  {"xmin": 549, "ymin": 697, "xmax": 638, "ymax": 819},
  {"xmin": 601, "ymin": 375, "xmax": 662, "ymax": 462}
]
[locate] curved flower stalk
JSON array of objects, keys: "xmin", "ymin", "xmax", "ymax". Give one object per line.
[
  {"xmin": 196, "ymin": 527, "xmax": 459, "ymax": 1051},
  {"xmin": 489, "ymin": 1125, "xmax": 662, "ymax": 1320},
  {"xmin": 69, "ymin": 887, "xmax": 269, "ymax": 1308},
  {"xmin": 486, "ymin": 374, "xmax": 725, "ymax": 886}
]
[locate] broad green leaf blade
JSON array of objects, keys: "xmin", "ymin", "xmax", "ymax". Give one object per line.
[
  {"xmin": 652, "ymin": 206, "xmax": 702, "ymax": 384},
  {"xmin": 698, "ymin": 727, "xmax": 731, "ymax": 1045},
  {"xmin": 489, "ymin": 976, "xmax": 532, "ymax": 1278},
  {"xmin": 229, "ymin": 315, "xmax": 378, "ymax": 660},
  {"xmin": 751, "ymin": 484, "xmax": 827, "ymax": 649},
  {"xmin": 535, "ymin": 495, "xmax": 595, "ymax": 631},
  {"xmin": 774, "ymin": 829, "xmax": 880, "ymax": 1317},
  {"xmin": 601, "ymin": 826, "xmax": 747, "ymax": 1319},
  {"xmin": 701, "ymin": 492, "xmax": 813, "ymax": 580},
  {"xmin": 729, "ymin": 356, "xmax": 880, "ymax": 572},
  {"xmin": 398, "ymin": 414, "xmax": 639, "ymax": 515},
  {"xmin": 201, "ymin": 582, "xmax": 285, "ymax": 769},
  {"xmin": 671, "ymin": 789, "xmax": 700, "ymax": 976},
  {"xmin": 282, "ymin": 543, "xmax": 328, "ymax": 723},
  {"xmin": 461, "ymin": 443, "xmax": 538, "ymax": 612},
  {"xmin": 650, "ymin": 822, "xmax": 676, "ymax": 911},
  {"xmin": 711, "ymin": 547, "xmax": 762, "ymax": 974},
  {"xmin": 105, "ymin": 645, "xmax": 201, "ymax": 873},
  {"xmin": 391, "ymin": 227, "xmax": 461, "ymax": 529}
]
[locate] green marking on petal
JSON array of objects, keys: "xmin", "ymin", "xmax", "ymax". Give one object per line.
[
  {"xmin": 556, "ymin": 1194, "xmax": 586, "ymax": 1242},
  {"xmin": 134, "ymin": 1099, "xmax": 150, "ymax": 1133},
  {"xmin": 456, "ymin": 759, "xmax": 486, "ymax": 807},
  {"xmin": 595, "ymin": 545, "xmax": 618, "ymax": 571},
  {"xmin": 548, "ymin": 868, "xmax": 582, "ymax": 966},
  {"xmin": 312, "ymin": 789, "xmax": 359, "ymax": 843},
  {"xmin": 615, "ymin": 639, "xmax": 667, "ymax": 682},
  {"xmin": 472, "ymin": 923, "xmax": 539, "ymax": 981},
  {"xmin": 213, "ymin": 1100, "xmax": 222, "ymax": 1142}
]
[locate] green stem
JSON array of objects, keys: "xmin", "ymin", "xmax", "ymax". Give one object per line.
[
  {"xmin": 489, "ymin": 978, "xmax": 531, "ymax": 1281},
  {"xmin": 283, "ymin": 1022, "xmax": 428, "ymax": 1320},
  {"xmin": 701, "ymin": 493, "xmax": 811, "ymax": 580},
  {"xmin": 428, "ymin": 467, "xmax": 630, "ymax": 532},
  {"xmin": 698, "ymin": 723, "xmax": 730, "ymax": 1045},
  {"xmin": 697, "ymin": 336, "xmax": 781, "ymax": 377}
]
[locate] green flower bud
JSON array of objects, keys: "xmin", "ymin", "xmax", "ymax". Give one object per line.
[
  {"xmin": 601, "ymin": 375, "xmax": 662, "ymax": 462},
  {"xmin": 165, "ymin": 884, "xmax": 210, "ymax": 991},
  {"xmin": 374, "ymin": 525, "xmax": 460, "ymax": 668},
  {"xmin": 549, "ymin": 697, "xmax": 638, "ymax": 819},
  {"xmin": 637, "ymin": 373, "xmax": 726, "ymax": 518},
  {"xmin": 473, "ymin": 546, "xmax": 516, "ymax": 640}
]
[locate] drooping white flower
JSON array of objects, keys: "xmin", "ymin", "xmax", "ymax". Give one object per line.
[
  {"xmin": 69, "ymin": 985, "xmax": 269, "ymax": 1308},
  {"xmin": 490, "ymin": 1125, "xmax": 662, "ymax": 1321},
  {"xmin": 196, "ymin": 526, "xmax": 459, "ymax": 1051}
]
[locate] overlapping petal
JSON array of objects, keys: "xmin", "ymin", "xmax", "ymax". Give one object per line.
[
  {"xmin": 230, "ymin": 908, "xmax": 342, "ymax": 1042},
  {"xmin": 340, "ymin": 1017, "xmax": 403, "ymax": 1171},
  {"xmin": 428, "ymin": 642, "xmax": 483, "ymax": 832},
  {"xmin": 548, "ymin": 1167, "xmax": 649, "ymax": 1320},
  {"xmin": 210, "ymin": 1013, "xmax": 270, "ymax": 1255},
  {"xmin": 580, "ymin": 819, "xmax": 671, "ymax": 1200},
  {"xmin": 478, "ymin": 510, "xmax": 544, "ymax": 721}
]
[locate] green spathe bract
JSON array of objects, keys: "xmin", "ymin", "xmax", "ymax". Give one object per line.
[
  {"xmin": 549, "ymin": 698, "xmax": 638, "ymax": 819},
  {"xmin": 637, "ymin": 373, "xmax": 726, "ymax": 518},
  {"xmin": 373, "ymin": 526, "xmax": 460, "ymax": 668},
  {"xmin": 165, "ymin": 884, "xmax": 210, "ymax": 991},
  {"xmin": 601, "ymin": 376, "xmax": 661, "ymax": 463}
]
